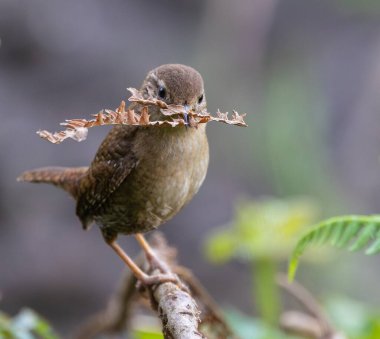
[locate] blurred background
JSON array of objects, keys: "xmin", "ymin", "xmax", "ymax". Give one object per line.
[{"xmin": 2, "ymin": 0, "xmax": 380, "ymax": 336}]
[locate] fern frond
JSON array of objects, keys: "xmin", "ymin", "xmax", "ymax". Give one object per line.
[{"xmin": 288, "ymin": 215, "xmax": 380, "ymax": 281}]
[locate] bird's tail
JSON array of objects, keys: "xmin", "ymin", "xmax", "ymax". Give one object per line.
[{"xmin": 17, "ymin": 166, "xmax": 88, "ymax": 198}]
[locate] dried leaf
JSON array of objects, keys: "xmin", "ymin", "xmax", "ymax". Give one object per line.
[
  {"xmin": 127, "ymin": 109, "xmax": 137, "ymax": 124},
  {"xmin": 127, "ymin": 87, "xmax": 168, "ymax": 109},
  {"xmin": 37, "ymin": 127, "xmax": 88, "ymax": 144},
  {"xmin": 139, "ymin": 106, "xmax": 150, "ymax": 125},
  {"xmin": 37, "ymin": 88, "xmax": 247, "ymax": 144}
]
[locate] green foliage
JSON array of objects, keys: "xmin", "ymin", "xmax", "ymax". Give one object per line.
[
  {"xmin": 205, "ymin": 197, "xmax": 318, "ymax": 262},
  {"xmin": 224, "ymin": 296, "xmax": 380, "ymax": 339},
  {"xmin": 252, "ymin": 259, "xmax": 279, "ymax": 326},
  {"xmin": 225, "ymin": 309, "xmax": 297, "ymax": 339},
  {"xmin": 133, "ymin": 329, "xmax": 163, "ymax": 339},
  {"xmin": 288, "ymin": 215, "xmax": 380, "ymax": 281},
  {"xmin": 326, "ymin": 296, "xmax": 380, "ymax": 339},
  {"xmin": 205, "ymin": 197, "xmax": 319, "ymax": 325},
  {"xmin": 0, "ymin": 308, "xmax": 58, "ymax": 339}
]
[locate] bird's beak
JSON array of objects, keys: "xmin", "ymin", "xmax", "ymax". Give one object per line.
[{"xmin": 183, "ymin": 104, "xmax": 190, "ymax": 126}]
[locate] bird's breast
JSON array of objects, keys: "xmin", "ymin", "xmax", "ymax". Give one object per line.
[{"xmin": 101, "ymin": 125, "xmax": 209, "ymax": 234}]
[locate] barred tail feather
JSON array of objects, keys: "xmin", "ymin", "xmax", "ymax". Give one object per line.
[{"xmin": 17, "ymin": 166, "xmax": 88, "ymax": 198}]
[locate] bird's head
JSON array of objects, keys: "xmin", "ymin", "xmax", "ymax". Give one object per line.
[{"xmin": 141, "ymin": 64, "xmax": 206, "ymax": 124}]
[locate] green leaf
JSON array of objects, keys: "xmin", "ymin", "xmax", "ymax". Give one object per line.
[
  {"xmin": 0, "ymin": 309, "xmax": 59, "ymax": 339},
  {"xmin": 349, "ymin": 223, "xmax": 377, "ymax": 251},
  {"xmin": 288, "ymin": 215, "xmax": 380, "ymax": 281},
  {"xmin": 366, "ymin": 236, "xmax": 380, "ymax": 255}
]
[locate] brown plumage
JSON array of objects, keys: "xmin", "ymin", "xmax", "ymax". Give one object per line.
[
  {"xmin": 18, "ymin": 64, "xmax": 209, "ymax": 284},
  {"xmin": 19, "ymin": 166, "xmax": 88, "ymax": 198}
]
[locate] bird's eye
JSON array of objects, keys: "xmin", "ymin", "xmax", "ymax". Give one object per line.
[
  {"xmin": 198, "ymin": 94, "xmax": 204, "ymax": 104},
  {"xmin": 158, "ymin": 86, "xmax": 166, "ymax": 99}
]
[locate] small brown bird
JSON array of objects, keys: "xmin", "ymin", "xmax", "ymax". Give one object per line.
[{"xmin": 18, "ymin": 64, "xmax": 209, "ymax": 284}]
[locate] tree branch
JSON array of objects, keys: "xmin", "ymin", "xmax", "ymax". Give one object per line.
[{"xmin": 73, "ymin": 233, "xmax": 233, "ymax": 339}]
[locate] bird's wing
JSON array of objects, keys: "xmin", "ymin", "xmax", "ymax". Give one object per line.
[{"xmin": 76, "ymin": 125, "xmax": 139, "ymax": 228}]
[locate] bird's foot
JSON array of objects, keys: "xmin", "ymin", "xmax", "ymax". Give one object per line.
[
  {"xmin": 138, "ymin": 271, "xmax": 180, "ymax": 286},
  {"xmin": 137, "ymin": 271, "xmax": 190, "ymax": 298},
  {"xmin": 107, "ymin": 236, "xmax": 187, "ymax": 290},
  {"xmin": 141, "ymin": 247, "xmax": 190, "ymax": 292},
  {"xmin": 142, "ymin": 250, "xmax": 188, "ymax": 290}
]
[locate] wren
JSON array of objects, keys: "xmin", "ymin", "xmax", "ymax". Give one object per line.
[{"xmin": 18, "ymin": 64, "xmax": 209, "ymax": 284}]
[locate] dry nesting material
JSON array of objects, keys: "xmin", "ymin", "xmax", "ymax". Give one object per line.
[{"xmin": 37, "ymin": 88, "xmax": 247, "ymax": 144}]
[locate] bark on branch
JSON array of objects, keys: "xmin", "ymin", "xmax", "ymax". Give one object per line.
[{"xmin": 153, "ymin": 277, "xmax": 204, "ymax": 338}]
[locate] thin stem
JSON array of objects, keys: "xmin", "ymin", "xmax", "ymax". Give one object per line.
[{"xmin": 252, "ymin": 257, "xmax": 280, "ymax": 326}]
